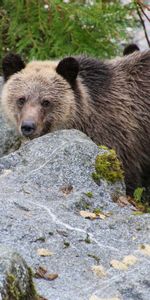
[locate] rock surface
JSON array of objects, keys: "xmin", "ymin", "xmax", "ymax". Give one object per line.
[{"xmin": 0, "ymin": 129, "xmax": 150, "ymax": 300}]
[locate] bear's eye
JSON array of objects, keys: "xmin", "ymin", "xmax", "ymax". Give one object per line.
[
  {"xmin": 41, "ymin": 100, "xmax": 50, "ymax": 108},
  {"xmin": 17, "ymin": 97, "xmax": 26, "ymax": 108}
]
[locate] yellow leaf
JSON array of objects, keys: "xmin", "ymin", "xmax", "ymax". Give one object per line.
[
  {"xmin": 79, "ymin": 210, "xmax": 108, "ymax": 220},
  {"xmin": 79, "ymin": 211, "xmax": 97, "ymax": 220},
  {"xmin": 97, "ymin": 213, "xmax": 106, "ymax": 220},
  {"xmin": 45, "ymin": 273, "xmax": 58, "ymax": 280},
  {"xmin": 110, "ymin": 259, "xmax": 128, "ymax": 270},
  {"xmin": 37, "ymin": 248, "xmax": 54, "ymax": 257},
  {"xmin": 110, "ymin": 254, "xmax": 138, "ymax": 270},
  {"xmin": 91, "ymin": 265, "xmax": 107, "ymax": 278},
  {"xmin": 122, "ymin": 255, "xmax": 138, "ymax": 266}
]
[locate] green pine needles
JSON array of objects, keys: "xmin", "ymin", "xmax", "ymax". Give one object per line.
[{"xmin": 0, "ymin": 0, "xmax": 136, "ymax": 64}]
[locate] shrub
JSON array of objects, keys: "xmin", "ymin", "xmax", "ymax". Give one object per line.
[{"xmin": 0, "ymin": 0, "xmax": 136, "ymax": 64}]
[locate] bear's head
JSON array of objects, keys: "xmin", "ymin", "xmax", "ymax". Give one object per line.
[{"xmin": 1, "ymin": 53, "xmax": 79, "ymax": 138}]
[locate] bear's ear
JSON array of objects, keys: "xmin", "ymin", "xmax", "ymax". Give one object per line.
[
  {"xmin": 123, "ymin": 44, "xmax": 140, "ymax": 56},
  {"xmin": 56, "ymin": 57, "xmax": 79, "ymax": 86},
  {"xmin": 2, "ymin": 53, "xmax": 25, "ymax": 81}
]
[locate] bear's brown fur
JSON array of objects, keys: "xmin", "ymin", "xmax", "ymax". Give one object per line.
[{"xmin": 1, "ymin": 51, "xmax": 150, "ymax": 194}]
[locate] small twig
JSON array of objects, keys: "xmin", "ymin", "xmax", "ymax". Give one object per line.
[
  {"xmin": 138, "ymin": 1, "xmax": 150, "ymax": 22},
  {"xmin": 135, "ymin": 2, "xmax": 150, "ymax": 48},
  {"xmin": 137, "ymin": 0, "xmax": 150, "ymax": 11}
]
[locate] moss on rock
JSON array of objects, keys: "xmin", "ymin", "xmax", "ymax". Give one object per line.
[
  {"xmin": 133, "ymin": 187, "xmax": 150, "ymax": 213},
  {"xmin": 4, "ymin": 273, "xmax": 21, "ymax": 300},
  {"xmin": 92, "ymin": 146, "xmax": 124, "ymax": 184},
  {"xmin": 4, "ymin": 267, "xmax": 37, "ymax": 300},
  {"xmin": 85, "ymin": 192, "xmax": 93, "ymax": 198}
]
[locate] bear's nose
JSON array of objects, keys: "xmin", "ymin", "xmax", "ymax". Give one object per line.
[{"xmin": 21, "ymin": 120, "xmax": 36, "ymax": 137}]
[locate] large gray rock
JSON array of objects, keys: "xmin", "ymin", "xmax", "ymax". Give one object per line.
[
  {"xmin": 0, "ymin": 129, "xmax": 149, "ymax": 300},
  {"xmin": 0, "ymin": 77, "xmax": 21, "ymax": 158}
]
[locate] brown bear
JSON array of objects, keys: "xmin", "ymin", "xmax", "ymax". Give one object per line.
[{"xmin": 1, "ymin": 51, "xmax": 150, "ymax": 195}]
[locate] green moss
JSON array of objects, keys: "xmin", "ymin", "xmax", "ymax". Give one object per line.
[
  {"xmin": 85, "ymin": 192, "xmax": 93, "ymax": 198},
  {"xmin": 92, "ymin": 172, "xmax": 101, "ymax": 182},
  {"xmin": 132, "ymin": 211, "xmax": 144, "ymax": 216},
  {"xmin": 92, "ymin": 146, "xmax": 124, "ymax": 184},
  {"xmin": 133, "ymin": 187, "xmax": 150, "ymax": 213},
  {"xmin": 133, "ymin": 187, "xmax": 145, "ymax": 203},
  {"xmin": 28, "ymin": 267, "xmax": 38, "ymax": 300},
  {"xmin": 4, "ymin": 268, "xmax": 38, "ymax": 300},
  {"xmin": 4, "ymin": 274, "xmax": 21, "ymax": 300},
  {"xmin": 93, "ymin": 208, "xmax": 103, "ymax": 215},
  {"xmin": 85, "ymin": 234, "xmax": 91, "ymax": 244},
  {"xmin": 98, "ymin": 145, "xmax": 108, "ymax": 151},
  {"xmin": 64, "ymin": 241, "xmax": 70, "ymax": 248},
  {"xmin": 87, "ymin": 254, "xmax": 100, "ymax": 264}
]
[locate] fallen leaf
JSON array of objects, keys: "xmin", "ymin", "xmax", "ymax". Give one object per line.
[
  {"xmin": 60, "ymin": 184, "xmax": 73, "ymax": 195},
  {"xmin": 44, "ymin": 273, "xmax": 58, "ymax": 280},
  {"xmin": 110, "ymin": 255, "xmax": 138, "ymax": 270},
  {"xmin": 97, "ymin": 213, "xmax": 106, "ymax": 220},
  {"xmin": 114, "ymin": 195, "xmax": 130, "ymax": 207},
  {"xmin": 139, "ymin": 244, "xmax": 150, "ymax": 256},
  {"xmin": 35, "ymin": 266, "xmax": 58, "ymax": 281},
  {"xmin": 37, "ymin": 248, "xmax": 54, "ymax": 257},
  {"xmin": 80, "ymin": 210, "xmax": 97, "ymax": 220},
  {"xmin": 122, "ymin": 255, "xmax": 138, "ymax": 266},
  {"xmin": 128, "ymin": 196, "xmax": 149, "ymax": 213},
  {"xmin": 93, "ymin": 208, "xmax": 112, "ymax": 218},
  {"xmin": 110, "ymin": 259, "xmax": 128, "ymax": 270},
  {"xmin": 91, "ymin": 265, "xmax": 107, "ymax": 278},
  {"xmin": 80, "ymin": 210, "xmax": 109, "ymax": 220},
  {"xmin": 34, "ymin": 266, "xmax": 47, "ymax": 277}
]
